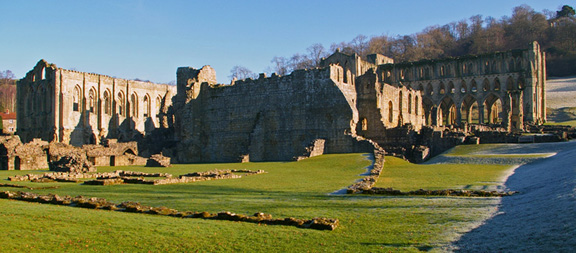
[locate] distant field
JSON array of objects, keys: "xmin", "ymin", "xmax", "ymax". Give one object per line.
[{"xmin": 0, "ymin": 150, "xmax": 524, "ymax": 252}]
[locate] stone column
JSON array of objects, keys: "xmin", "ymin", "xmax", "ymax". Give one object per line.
[
  {"xmin": 478, "ymin": 104, "xmax": 485, "ymax": 124},
  {"xmin": 455, "ymin": 103, "xmax": 462, "ymax": 126}
]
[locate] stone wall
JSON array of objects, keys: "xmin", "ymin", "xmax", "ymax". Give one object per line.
[
  {"xmin": 17, "ymin": 60, "xmax": 176, "ymax": 146},
  {"xmin": 0, "ymin": 136, "xmax": 49, "ymax": 170},
  {"xmin": 377, "ymin": 41, "xmax": 546, "ymax": 130},
  {"xmin": 173, "ymin": 65, "xmax": 374, "ymax": 163}
]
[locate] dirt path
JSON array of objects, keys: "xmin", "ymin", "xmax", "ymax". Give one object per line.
[{"xmin": 453, "ymin": 141, "xmax": 576, "ymax": 252}]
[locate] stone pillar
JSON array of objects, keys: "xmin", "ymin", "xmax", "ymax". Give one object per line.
[
  {"xmin": 431, "ymin": 106, "xmax": 438, "ymax": 126},
  {"xmin": 478, "ymin": 104, "xmax": 485, "ymax": 124},
  {"xmin": 505, "ymin": 93, "xmax": 512, "ymax": 132},
  {"xmin": 455, "ymin": 103, "xmax": 462, "ymax": 126}
]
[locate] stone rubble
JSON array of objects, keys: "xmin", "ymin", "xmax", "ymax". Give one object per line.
[{"xmin": 0, "ymin": 190, "xmax": 339, "ymax": 230}]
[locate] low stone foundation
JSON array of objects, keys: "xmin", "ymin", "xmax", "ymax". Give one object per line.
[{"xmin": 0, "ymin": 191, "xmax": 339, "ymax": 230}]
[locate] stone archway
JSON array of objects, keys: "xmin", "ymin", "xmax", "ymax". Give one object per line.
[
  {"xmin": 484, "ymin": 93, "xmax": 504, "ymax": 124},
  {"xmin": 461, "ymin": 95, "xmax": 480, "ymax": 124},
  {"xmin": 438, "ymin": 96, "xmax": 456, "ymax": 126},
  {"xmin": 422, "ymin": 97, "xmax": 434, "ymax": 126}
]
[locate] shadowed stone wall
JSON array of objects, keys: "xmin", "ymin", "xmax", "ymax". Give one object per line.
[{"xmin": 173, "ymin": 65, "xmax": 372, "ymax": 163}]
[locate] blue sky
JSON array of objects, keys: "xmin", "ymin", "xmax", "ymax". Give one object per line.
[{"xmin": 0, "ymin": 0, "xmax": 569, "ymax": 83}]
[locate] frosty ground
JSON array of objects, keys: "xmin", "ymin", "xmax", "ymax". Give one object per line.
[{"xmin": 452, "ymin": 140, "xmax": 576, "ymax": 252}]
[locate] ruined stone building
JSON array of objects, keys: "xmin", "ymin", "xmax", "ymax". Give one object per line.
[
  {"xmin": 17, "ymin": 60, "xmax": 176, "ymax": 146},
  {"xmin": 14, "ymin": 42, "xmax": 546, "ymax": 164},
  {"xmin": 172, "ymin": 42, "xmax": 545, "ymax": 162},
  {"xmin": 378, "ymin": 41, "xmax": 546, "ymax": 131}
]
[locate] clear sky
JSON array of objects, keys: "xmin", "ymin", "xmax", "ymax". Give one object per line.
[{"xmin": 0, "ymin": 0, "xmax": 570, "ymax": 84}]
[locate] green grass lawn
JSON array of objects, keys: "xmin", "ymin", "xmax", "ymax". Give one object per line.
[
  {"xmin": 375, "ymin": 156, "xmax": 512, "ymax": 191},
  {"xmin": 0, "ymin": 152, "xmax": 513, "ymax": 252}
]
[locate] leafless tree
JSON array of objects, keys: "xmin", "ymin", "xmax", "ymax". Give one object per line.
[{"xmin": 229, "ymin": 65, "xmax": 257, "ymax": 80}]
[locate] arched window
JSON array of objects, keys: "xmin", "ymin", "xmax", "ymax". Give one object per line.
[
  {"xmin": 448, "ymin": 81, "xmax": 455, "ymax": 94},
  {"xmin": 408, "ymin": 94, "xmax": 412, "ymax": 114},
  {"xmin": 483, "ymin": 79, "xmax": 490, "ymax": 91},
  {"xmin": 460, "ymin": 80, "xmax": 467, "ymax": 93},
  {"xmin": 73, "ymin": 86, "xmax": 81, "ymax": 112},
  {"xmin": 439, "ymin": 82, "xmax": 446, "ymax": 95},
  {"xmin": 103, "ymin": 90, "xmax": 111, "ymax": 115},
  {"xmin": 88, "ymin": 88, "xmax": 96, "ymax": 113},
  {"xmin": 518, "ymin": 78, "xmax": 525, "ymax": 90},
  {"xmin": 388, "ymin": 101, "xmax": 394, "ymax": 123},
  {"xmin": 471, "ymin": 80, "xmax": 478, "ymax": 93},
  {"xmin": 117, "ymin": 92, "xmax": 125, "ymax": 116},
  {"xmin": 506, "ymin": 77, "xmax": 515, "ymax": 91},
  {"xmin": 427, "ymin": 83, "xmax": 434, "ymax": 96},
  {"xmin": 440, "ymin": 65, "xmax": 445, "ymax": 77},
  {"xmin": 130, "ymin": 93, "xmax": 138, "ymax": 118},
  {"xmin": 156, "ymin": 96, "xmax": 162, "ymax": 117},
  {"xmin": 415, "ymin": 96, "xmax": 419, "ymax": 115},
  {"xmin": 494, "ymin": 78, "xmax": 501, "ymax": 91},
  {"xmin": 143, "ymin": 95, "xmax": 151, "ymax": 117}
]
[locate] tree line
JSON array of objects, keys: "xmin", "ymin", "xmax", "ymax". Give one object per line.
[
  {"xmin": 231, "ymin": 4, "xmax": 576, "ymax": 79},
  {"xmin": 0, "ymin": 70, "xmax": 17, "ymax": 113}
]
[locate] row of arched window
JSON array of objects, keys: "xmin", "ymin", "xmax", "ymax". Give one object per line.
[
  {"xmin": 386, "ymin": 92, "xmax": 420, "ymax": 124},
  {"xmin": 416, "ymin": 77, "xmax": 524, "ymax": 97},
  {"xmin": 72, "ymin": 86, "xmax": 162, "ymax": 118},
  {"xmin": 382, "ymin": 57, "xmax": 524, "ymax": 83}
]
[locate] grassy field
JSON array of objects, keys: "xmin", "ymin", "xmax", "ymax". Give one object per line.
[{"xmin": 0, "ymin": 152, "xmax": 517, "ymax": 252}]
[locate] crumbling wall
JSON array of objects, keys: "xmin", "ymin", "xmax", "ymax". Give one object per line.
[
  {"xmin": 17, "ymin": 60, "xmax": 176, "ymax": 147},
  {"xmin": 0, "ymin": 137, "xmax": 49, "ymax": 170},
  {"xmin": 173, "ymin": 65, "xmax": 364, "ymax": 163}
]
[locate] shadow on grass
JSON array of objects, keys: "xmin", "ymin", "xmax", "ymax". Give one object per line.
[{"xmin": 453, "ymin": 141, "xmax": 576, "ymax": 252}]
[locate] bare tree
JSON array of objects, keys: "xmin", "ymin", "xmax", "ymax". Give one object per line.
[
  {"xmin": 229, "ymin": 65, "xmax": 257, "ymax": 80},
  {"xmin": 306, "ymin": 43, "xmax": 328, "ymax": 67}
]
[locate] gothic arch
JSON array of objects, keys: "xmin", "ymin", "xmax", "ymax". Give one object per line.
[
  {"xmin": 460, "ymin": 80, "xmax": 467, "ymax": 93},
  {"xmin": 439, "ymin": 96, "xmax": 456, "ymax": 126},
  {"xmin": 117, "ymin": 91, "xmax": 125, "ymax": 117},
  {"xmin": 470, "ymin": 80, "xmax": 478, "ymax": 93},
  {"xmin": 518, "ymin": 77, "xmax": 525, "ymax": 90},
  {"xmin": 88, "ymin": 88, "xmax": 97, "ymax": 114},
  {"xmin": 448, "ymin": 81, "xmax": 455, "ymax": 94},
  {"xmin": 506, "ymin": 76, "xmax": 515, "ymax": 91},
  {"xmin": 73, "ymin": 85, "xmax": 81, "ymax": 112},
  {"xmin": 482, "ymin": 78, "xmax": 490, "ymax": 92},
  {"xmin": 130, "ymin": 93, "xmax": 138, "ymax": 118},
  {"xmin": 426, "ymin": 83, "xmax": 433, "ymax": 96},
  {"xmin": 408, "ymin": 93, "xmax": 412, "ymax": 114},
  {"xmin": 439, "ymin": 82, "xmax": 446, "ymax": 95},
  {"xmin": 103, "ymin": 89, "xmax": 111, "ymax": 115},
  {"xmin": 493, "ymin": 78, "xmax": 501, "ymax": 91},
  {"xmin": 422, "ymin": 97, "xmax": 434, "ymax": 125},
  {"xmin": 388, "ymin": 101, "xmax": 394, "ymax": 123},
  {"xmin": 143, "ymin": 94, "xmax": 151, "ymax": 118},
  {"xmin": 483, "ymin": 93, "xmax": 504, "ymax": 124},
  {"xmin": 461, "ymin": 95, "xmax": 479, "ymax": 124}
]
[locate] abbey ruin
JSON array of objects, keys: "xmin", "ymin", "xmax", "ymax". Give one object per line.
[
  {"xmin": 3, "ymin": 41, "xmax": 548, "ymax": 168},
  {"xmin": 16, "ymin": 60, "xmax": 176, "ymax": 146}
]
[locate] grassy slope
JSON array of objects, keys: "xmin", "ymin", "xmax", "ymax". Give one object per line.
[{"xmin": 1, "ymin": 153, "xmax": 504, "ymax": 252}]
